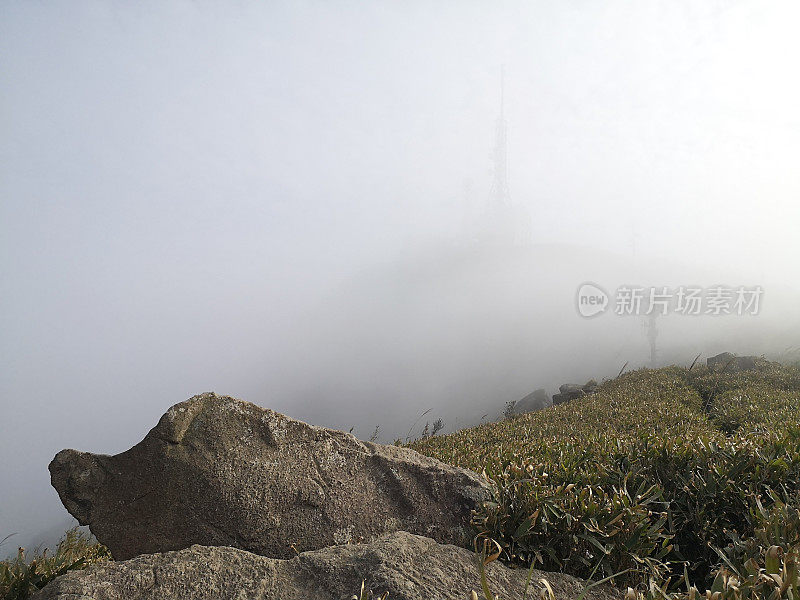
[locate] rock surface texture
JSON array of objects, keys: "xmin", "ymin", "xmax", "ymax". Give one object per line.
[
  {"xmin": 552, "ymin": 380, "xmax": 598, "ymax": 405},
  {"xmin": 707, "ymin": 352, "xmax": 770, "ymax": 371},
  {"xmin": 514, "ymin": 388, "xmax": 550, "ymax": 414},
  {"xmin": 50, "ymin": 393, "xmax": 492, "ymax": 560},
  {"xmin": 32, "ymin": 531, "xmax": 621, "ymax": 600}
]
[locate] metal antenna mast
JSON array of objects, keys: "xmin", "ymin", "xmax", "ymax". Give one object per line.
[
  {"xmin": 644, "ymin": 313, "xmax": 659, "ymax": 367},
  {"xmin": 491, "ymin": 66, "xmax": 509, "ymax": 208}
]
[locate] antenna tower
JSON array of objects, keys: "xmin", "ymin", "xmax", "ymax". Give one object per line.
[{"xmin": 490, "ymin": 66, "xmax": 510, "ymax": 208}]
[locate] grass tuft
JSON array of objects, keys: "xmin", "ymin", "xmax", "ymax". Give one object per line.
[{"xmin": 0, "ymin": 527, "xmax": 110, "ymax": 600}]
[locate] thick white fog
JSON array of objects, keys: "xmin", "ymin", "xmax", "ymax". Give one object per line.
[{"xmin": 2, "ymin": 1, "xmax": 799, "ymax": 552}]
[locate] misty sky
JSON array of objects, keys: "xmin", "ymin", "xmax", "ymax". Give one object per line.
[{"xmin": 2, "ymin": 1, "xmax": 800, "ymax": 551}]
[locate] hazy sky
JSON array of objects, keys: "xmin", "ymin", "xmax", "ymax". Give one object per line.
[{"xmin": 2, "ymin": 1, "xmax": 799, "ymax": 551}]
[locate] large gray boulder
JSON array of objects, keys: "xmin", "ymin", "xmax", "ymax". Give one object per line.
[
  {"xmin": 50, "ymin": 393, "xmax": 492, "ymax": 560},
  {"xmin": 32, "ymin": 531, "xmax": 621, "ymax": 600}
]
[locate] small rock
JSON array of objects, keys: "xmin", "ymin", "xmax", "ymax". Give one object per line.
[
  {"xmin": 707, "ymin": 352, "xmax": 770, "ymax": 372},
  {"xmin": 553, "ymin": 381, "xmax": 598, "ymax": 405},
  {"xmin": 514, "ymin": 388, "xmax": 550, "ymax": 414},
  {"xmin": 553, "ymin": 383, "xmax": 586, "ymax": 405}
]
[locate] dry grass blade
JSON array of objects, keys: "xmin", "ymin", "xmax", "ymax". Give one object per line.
[{"xmin": 538, "ymin": 578, "xmax": 556, "ymax": 600}]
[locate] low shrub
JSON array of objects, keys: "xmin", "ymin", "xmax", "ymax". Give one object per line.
[{"xmin": 0, "ymin": 528, "xmax": 110, "ymax": 600}]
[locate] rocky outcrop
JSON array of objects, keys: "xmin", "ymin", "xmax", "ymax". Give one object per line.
[
  {"xmin": 514, "ymin": 388, "xmax": 550, "ymax": 414},
  {"xmin": 49, "ymin": 393, "xmax": 492, "ymax": 561},
  {"xmin": 707, "ymin": 352, "xmax": 770, "ymax": 372},
  {"xmin": 32, "ymin": 531, "xmax": 621, "ymax": 600},
  {"xmin": 552, "ymin": 380, "xmax": 598, "ymax": 405}
]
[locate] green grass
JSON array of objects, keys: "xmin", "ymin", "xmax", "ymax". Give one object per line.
[
  {"xmin": 411, "ymin": 361, "xmax": 800, "ymax": 596},
  {"xmin": 0, "ymin": 528, "xmax": 110, "ymax": 600}
]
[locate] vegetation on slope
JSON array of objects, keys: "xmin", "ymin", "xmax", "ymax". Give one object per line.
[
  {"xmin": 412, "ymin": 362, "xmax": 800, "ymax": 595},
  {"xmin": 0, "ymin": 528, "xmax": 109, "ymax": 600},
  {"xmin": 7, "ymin": 362, "xmax": 800, "ymax": 599}
]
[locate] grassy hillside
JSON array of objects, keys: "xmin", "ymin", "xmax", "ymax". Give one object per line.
[
  {"xmin": 412, "ymin": 362, "xmax": 800, "ymax": 595},
  {"xmin": 6, "ymin": 363, "xmax": 800, "ymax": 599}
]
